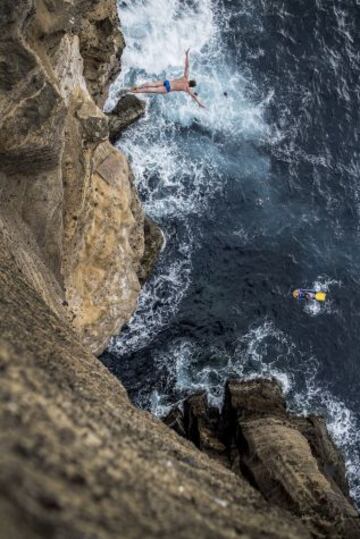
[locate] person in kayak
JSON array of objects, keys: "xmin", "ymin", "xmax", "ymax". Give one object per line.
[
  {"xmin": 292, "ymin": 289, "xmax": 327, "ymax": 302},
  {"xmin": 130, "ymin": 49, "xmax": 206, "ymax": 108}
]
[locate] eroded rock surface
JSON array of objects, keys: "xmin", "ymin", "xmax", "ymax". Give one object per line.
[
  {"xmin": 0, "ymin": 228, "xmax": 311, "ymax": 539},
  {"xmin": 165, "ymin": 379, "xmax": 360, "ymax": 538},
  {"xmin": 0, "ymin": 0, "xmax": 147, "ymax": 354}
]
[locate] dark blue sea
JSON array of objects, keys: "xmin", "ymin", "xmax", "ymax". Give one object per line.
[{"xmin": 103, "ymin": 0, "xmax": 360, "ymax": 504}]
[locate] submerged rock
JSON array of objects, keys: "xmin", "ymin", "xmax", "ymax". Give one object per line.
[
  {"xmin": 138, "ymin": 216, "xmax": 164, "ymax": 284},
  {"xmin": 165, "ymin": 379, "xmax": 360, "ymax": 538},
  {"xmin": 107, "ymin": 94, "xmax": 146, "ymax": 142}
]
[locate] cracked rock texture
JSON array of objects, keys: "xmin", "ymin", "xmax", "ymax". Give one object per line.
[
  {"xmin": 0, "ymin": 0, "xmax": 146, "ymax": 355},
  {"xmin": 0, "ymin": 228, "xmax": 312, "ymax": 539},
  {"xmin": 165, "ymin": 379, "xmax": 360, "ymax": 538}
]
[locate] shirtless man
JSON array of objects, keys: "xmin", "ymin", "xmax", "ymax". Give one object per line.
[{"xmin": 130, "ymin": 49, "xmax": 206, "ymax": 108}]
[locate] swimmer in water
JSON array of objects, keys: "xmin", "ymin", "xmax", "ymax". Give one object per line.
[
  {"xmin": 130, "ymin": 49, "xmax": 206, "ymax": 109},
  {"xmin": 292, "ymin": 289, "xmax": 327, "ymax": 302}
]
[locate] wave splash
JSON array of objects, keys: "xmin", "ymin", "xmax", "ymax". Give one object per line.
[
  {"xmin": 108, "ymin": 0, "xmax": 270, "ymax": 354},
  {"xmin": 107, "ymin": 0, "xmax": 360, "ymax": 506}
]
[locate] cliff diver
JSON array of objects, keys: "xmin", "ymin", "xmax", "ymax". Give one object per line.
[
  {"xmin": 292, "ymin": 289, "xmax": 327, "ymax": 302},
  {"xmin": 129, "ymin": 49, "xmax": 206, "ymax": 109}
]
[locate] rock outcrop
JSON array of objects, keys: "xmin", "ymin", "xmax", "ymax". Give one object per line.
[
  {"xmin": 0, "ymin": 0, "xmax": 147, "ymax": 355},
  {"xmin": 164, "ymin": 379, "xmax": 360, "ymax": 538},
  {"xmin": 107, "ymin": 94, "xmax": 146, "ymax": 142}
]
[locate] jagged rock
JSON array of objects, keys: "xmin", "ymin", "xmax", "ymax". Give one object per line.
[
  {"xmin": 107, "ymin": 94, "xmax": 146, "ymax": 142},
  {"xmin": 78, "ymin": 0, "xmax": 126, "ymax": 107},
  {"xmin": 0, "ymin": 228, "xmax": 311, "ymax": 539},
  {"xmin": 0, "ymin": 0, "xmax": 148, "ymax": 355},
  {"xmin": 183, "ymin": 393, "xmax": 228, "ymax": 467},
  {"xmin": 294, "ymin": 415, "xmax": 349, "ymax": 496},
  {"xmin": 138, "ymin": 216, "xmax": 164, "ymax": 284},
  {"xmin": 166, "ymin": 379, "xmax": 360, "ymax": 539},
  {"xmin": 227, "ymin": 382, "xmax": 358, "ymax": 538},
  {"xmin": 164, "ymin": 393, "xmax": 228, "ymax": 466},
  {"xmin": 163, "ymin": 406, "xmax": 187, "ymax": 438}
]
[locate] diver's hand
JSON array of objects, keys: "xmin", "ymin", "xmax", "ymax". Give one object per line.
[{"xmin": 185, "ymin": 48, "xmax": 190, "ymax": 55}]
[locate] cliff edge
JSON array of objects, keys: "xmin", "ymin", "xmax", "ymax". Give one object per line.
[
  {"xmin": 0, "ymin": 0, "xmax": 145, "ymax": 355},
  {"xmin": 0, "ymin": 2, "xmax": 359, "ymax": 538}
]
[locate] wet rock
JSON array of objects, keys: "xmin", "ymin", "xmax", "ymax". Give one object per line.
[
  {"xmin": 183, "ymin": 393, "xmax": 229, "ymax": 467},
  {"xmin": 138, "ymin": 216, "xmax": 164, "ymax": 284},
  {"xmin": 107, "ymin": 95, "xmax": 146, "ymax": 142}
]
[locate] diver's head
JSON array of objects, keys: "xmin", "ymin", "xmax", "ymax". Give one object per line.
[
  {"xmin": 189, "ymin": 80, "xmax": 197, "ymax": 88},
  {"xmin": 292, "ymin": 290, "xmax": 300, "ymax": 299}
]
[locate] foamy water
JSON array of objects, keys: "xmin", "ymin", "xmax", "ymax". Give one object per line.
[{"xmin": 104, "ymin": 0, "xmax": 360, "ymax": 506}]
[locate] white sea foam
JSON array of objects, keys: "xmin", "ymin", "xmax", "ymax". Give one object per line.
[
  {"xmin": 109, "ymin": 229, "xmax": 193, "ymax": 355},
  {"xmin": 109, "ymin": 0, "xmax": 270, "ymax": 356},
  {"xmin": 303, "ymin": 276, "xmax": 340, "ymax": 317},
  {"xmin": 108, "ymin": 0, "xmax": 270, "ymax": 139},
  {"xmin": 108, "ymin": 0, "xmax": 360, "ymax": 507}
]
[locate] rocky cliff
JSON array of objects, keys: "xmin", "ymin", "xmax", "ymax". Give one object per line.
[
  {"xmin": 0, "ymin": 2, "xmax": 359, "ymax": 538},
  {"xmin": 0, "ymin": 231, "xmax": 314, "ymax": 539},
  {"xmin": 0, "ymin": 0, "xmax": 146, "ymax": 355},
  {"xmin": 165, "ymin": 380, "xmax": 360, "ymax": 538}
]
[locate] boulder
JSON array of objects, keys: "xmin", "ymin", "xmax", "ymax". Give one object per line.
[
  {"xmin": 138, "ymin": 216, "xmax": 164, "ymax": 284},
  {"xmin": 107, "ymin": 94, "xmax": 146, "ymax": 142}
]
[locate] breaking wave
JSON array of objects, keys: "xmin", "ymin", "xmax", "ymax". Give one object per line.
[{"xmin": 104, "ymin": 0, "xmax": 360, "ymax": 506}]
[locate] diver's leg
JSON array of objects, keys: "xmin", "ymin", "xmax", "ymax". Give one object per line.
[
  {"xmin": 130, "ymin": 86, "xmax": 167, "ymax": 94},
  {"xmin": 132, "ymin": 80, "xmax": 164, "ymax": 91},
  {"xmin": 142, "ymin": 80, "xmax": 164, "ymax": 88}
]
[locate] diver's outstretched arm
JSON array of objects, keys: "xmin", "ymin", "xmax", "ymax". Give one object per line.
[
  {"xmin": 188, "ymin": 90, "xmax": 206, "ymax": 109},
  {"xmin": 184, "ymin": 49, "xmax": 190, "ymax": 79}
]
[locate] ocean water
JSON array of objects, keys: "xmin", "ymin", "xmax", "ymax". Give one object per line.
[{"xmin": 103, "ymin": 0, "xmax": 360, "ymax": 505}]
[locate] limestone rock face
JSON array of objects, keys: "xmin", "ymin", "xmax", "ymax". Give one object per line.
[
  {"xmin": 0, "ymin": 0, "xmax": 145, "ymax": 354},
  {"xmin": 78, "ymin": 0, "xmax": 126, "ymax": 107},
  {"xmin": 165, "ymin": 380, "xmax": 360, "ymax": 538},
  {"xmin": 0, "ymin": 230, "xmax": 311, "ymax": 539}
]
